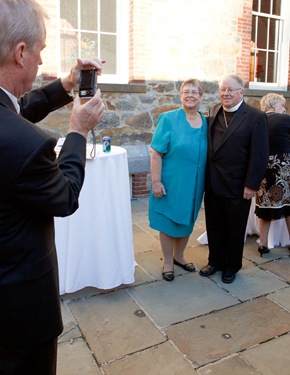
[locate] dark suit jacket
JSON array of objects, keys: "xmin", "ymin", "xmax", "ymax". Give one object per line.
[
  {"xmin": 206, "ymin": 101, "xmax": 269, "ymax": 198},
  {"xmin": 0, "ymin": 80, "xmax": 87, "ymax": 348}
]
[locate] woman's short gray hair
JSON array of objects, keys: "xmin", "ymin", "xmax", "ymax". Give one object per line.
[
  {"xmin": 260, "ymin": 93, "xmax": 286, "ymax": 112},
  {"xmin": 0, "ymin": 0, "xmax": 48, "ymax": 65},
  {"xmin": 180, "ymin": 79, "xmax": 203, "ymax": 96}
]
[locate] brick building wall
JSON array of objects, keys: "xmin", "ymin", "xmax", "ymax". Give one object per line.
[{"xmin": 237, "ymin": 0, "xmax": 253, "ymax": 84}]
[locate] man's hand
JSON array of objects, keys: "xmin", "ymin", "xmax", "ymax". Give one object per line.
[
  {"xmin": 61, "ymin": 57, "xmax": 106, "ymax": 93},
  {"xmin": 243, "ymin": 186, "xmax": 256, "ymax": 200},
  {"xmin": 69, "ymin": 89, "xmax": 105, "ymax": 138}
]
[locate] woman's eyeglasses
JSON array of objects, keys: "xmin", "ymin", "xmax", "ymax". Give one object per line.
[{"xmin": 182, "ymin": 90, "xmax": 200, "ymax": 95}]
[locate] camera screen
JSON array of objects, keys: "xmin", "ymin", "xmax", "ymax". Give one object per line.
[{"xmin": 80, "ymin": 70, "xmax": 96, "ymax": 89}]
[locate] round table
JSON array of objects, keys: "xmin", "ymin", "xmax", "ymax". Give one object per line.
[{"xmin": 55, "ymin": 145, "xmax": 135, "ymax": 294}]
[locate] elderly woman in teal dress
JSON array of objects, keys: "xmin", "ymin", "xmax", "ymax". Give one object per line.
[{"xmin": 149, "ymin": 79, "xmax": 208, "ymax": 281}]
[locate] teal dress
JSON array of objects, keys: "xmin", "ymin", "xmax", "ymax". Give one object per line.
[{"xmin": 149, "ymin": 108, "xmax": 208, "ymax": 237}]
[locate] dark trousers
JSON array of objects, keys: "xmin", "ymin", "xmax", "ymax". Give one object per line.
[
  {"xmin": 0, "ymin": 338, "xmax": 57, "ymax": 375},
  {"xmin": 204, "ymin": 189, "xmax": 251, "ymax": 273}
]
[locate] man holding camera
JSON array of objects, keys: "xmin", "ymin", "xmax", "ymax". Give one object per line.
[{"xmin": 0, "ymin": 1, "xmax": 105, "ymax": 374}]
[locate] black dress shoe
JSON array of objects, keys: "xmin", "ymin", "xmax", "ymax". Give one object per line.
[
  {"xmin": 222, "ymin": 271, "xmax": 236, "ymax": 284},
  {"xmin": 173, "ymin": 259, "xmax": 195, "ymax": 272},
  {"xmin": 199, "ymin": 264, "xmax": 218, "ymax": 277},
  {"xmin": 258, "ymin": 246, "xmax": 269, "ymax": 257},
  {"xmin": 162, "ymin": 269, "xmax": 174, "ymax": 281}
]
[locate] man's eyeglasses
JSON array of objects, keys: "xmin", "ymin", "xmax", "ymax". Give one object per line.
[
  {"xmin": 219, "ymin": 88, "xmax": 242, "ymax": 94},
  {"xmin": 182, "ymin": 90, "xmax": 200, "ymax": 95}
]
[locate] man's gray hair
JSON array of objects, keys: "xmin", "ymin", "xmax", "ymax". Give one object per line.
[
  {"xmin": 0, "ymin": 0, "xmax": 48, "ymax": 65},
  {"xmin": 219, "ymin": 74, "xmax": 244, "ymax": 89}
]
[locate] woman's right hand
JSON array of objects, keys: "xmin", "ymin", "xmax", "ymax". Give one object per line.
[{"xmin": 152, "ymin": 182, "xmax": 166, "ymax": 199}]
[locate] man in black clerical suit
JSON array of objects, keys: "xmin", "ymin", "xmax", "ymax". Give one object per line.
[
  {"xmin": 199, "ymin": 74, "xmax": 269, "ymax": 284},
  {"xmin": 0, "ymin": 1, "xmax": 105, "ymax": 374}
]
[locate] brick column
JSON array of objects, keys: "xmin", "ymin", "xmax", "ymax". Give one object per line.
[{"xmin": 132, "ymin": 173, "xmax": 150, "ymax": 198}]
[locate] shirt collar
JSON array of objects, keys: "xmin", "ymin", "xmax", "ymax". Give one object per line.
[
  {"xmin": 0, "ymin": 86, "xmax": 20, "ymax": 114},
  {"xmin": 223, "ymin": 100, "xmax": 243, "ymax": 112}
]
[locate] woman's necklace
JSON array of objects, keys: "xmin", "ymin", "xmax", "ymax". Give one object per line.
[{"xmin": 186, "ymin": 112, "xmax": 199, "ymax": 120}]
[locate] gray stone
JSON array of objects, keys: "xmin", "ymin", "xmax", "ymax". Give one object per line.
[
  {"xmin": 165, "ymin": 297, "xmax": 290, "ymax": 367},
  {"xmin": 57, "ymin": 338, "xmax": 101, "ymax": 375},
  {"xmin": 102, "ymin": 341, "xmax": 198, "ymax": 375},
  {"xmin": 241, "ymin": 334, "xmax": 290, "ymax": 375},
  {"xmin": 123, "ymin": 144, "xmax": 150, "ymax": 173},
  {"xmin": 198, "ymin": 355, "xmax": 260, "ymax": 375},
  {"xmin": 68, "ymin": 289, "xmax": 166, "ymax": 364},
  {"xmin": 210, "ymin": 265, "xmax": 288, "ymax": 301},
  {"xmin": 129, "ymin": 273, "xmax": 239, "ymax": 327}
]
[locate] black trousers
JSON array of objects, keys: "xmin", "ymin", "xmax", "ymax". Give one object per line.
[
  {"xmin": 204, "ymin": 189, "xmax": 251, "ymax": 273},
  {"xmin": 0, "ymin": 338, "xmax": 57, "ymax": 375}
]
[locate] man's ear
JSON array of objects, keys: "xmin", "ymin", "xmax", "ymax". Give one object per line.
[{"xmin": 14, "ymin": 42, "xmax": 26, "ymax": 67}]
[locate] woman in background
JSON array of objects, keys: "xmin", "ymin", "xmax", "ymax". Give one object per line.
[
  {"xmin": 255, "ymin": 93, "xmax": 290, "ymax": 256},
  {"xmin": 149, "ymin": 79, "xmax": 207, "ymax": 281}
]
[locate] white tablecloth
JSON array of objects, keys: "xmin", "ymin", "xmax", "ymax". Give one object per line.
[
  {"xmin": 197, "ymin": 198, "xmax": 289, "ymax": 249},
  {"xmin": 55, "ymin": 145, "xmax": 135, "ymax": 294}
]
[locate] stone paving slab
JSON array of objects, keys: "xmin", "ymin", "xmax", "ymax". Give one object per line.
[
  {"xmin": 135, "ymin": 249, "xmax": 164, "ymax": 280},
  {"xmin": 102, "ymin": 341, "xmax": 198, "ymax": 375},
  {"xmin": 130, "ymin": 197, "xmax": 149, "ymax": 215},
  {"xmin": 164, "ymin": 297, "xmax": 290, "ymax": 367},
  {"xmin": 132, "ymin": 223, "xmax": 160, "ymax": 254},
  {"xmin": 56, "ymin": 199, "xmax": 290, "ymax": 374},
  {"xmin": 128, "ymin": 273, "xmax": 239, "ymax": 328},
  {"xmin": 244, "ymin": 241, "xmax": 290, "ymax": 264},
  {"xmin": 268, "ymin": 286, "xmax": 290, "ymax": 311},
  {"xmin": 198, "ymin": 355, "xmax": 260, "ymax": 375},
  {"xmin": 59, "ymin": 302, "xmax": 81, "ymax": 343},
  {"xmin": 133, "ymin": 263, "xmax": 155, "ymax": 284},
  {"xmin": 241, "ymin": 334, "xmax": 290, "ymax": 375},
  {"xmin": 57, "ymin": 338, "xmax": 101, "ymax": 375},
  {"xmin": 136, "ymin": 220, "xmax": 159, "ymax": 238},
  {"xmin": 135, "ymin": 244, "xmax": 209, "ymax": 281},
  {"xmin": 67, "ymin": 289, "xmax": 166, "ymax": 364},
  {"xmin": 211, "ymin": 265, "xmax": 288, "ymax": 301},
  {"xmin": 260, "ymin": 256, "xmax": 290, "ymax": 283}
]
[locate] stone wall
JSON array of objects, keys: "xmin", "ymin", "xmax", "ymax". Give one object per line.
[
  {"xmin": 37, "ymin": 80, "xmax": 220, "ymax": 144},
  {"xmin": 36, "ymin": 79, "xmax": 290, "ymax": 146}
]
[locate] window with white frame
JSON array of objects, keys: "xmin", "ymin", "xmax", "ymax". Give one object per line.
[
  {"xmin": 250, "ymin": 0, "xmax": 289, "ymax": 90},
  {"xmin": 59, "ymin": 0, "xmax": 128, "ymax": 83}
]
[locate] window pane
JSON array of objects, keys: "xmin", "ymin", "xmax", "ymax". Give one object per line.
[
  {"xmin": 60, "ymin": 0, "xmax": 78, "ymax": 29},
  {"xmin": 100, "ymin": 34, "xmax": 116, "ymax": 74},
  {"xmin": 257, "ymin": 16, "xmax": 268, "ymax": 49},
  {"xmin": 256, "ymin": 50, "xmax": 266, "ymax": 82},
  {"xmin": 269, "ymin": 19, "xmax": 280, "ymax": 50},
  {"xmin": 61, "ymin": 30, "xmax": 78, "ymax": 71},
  {"xmin": 80, "ymin": 32, "xmax": 98, "ymax": 59},
  {"xmin": 101, "ymin": 0, "xmax": 116, "ymax": 32},
  {"xmin": 272, "ymin": 0, "xmax": 281, "ymax": 16},
  {"xmin": 267, "ymin": 52, "xmax": 278, "ymax": 82},
  {"xmin": 252, "ymin": 0, "xmax": 259, "ymax": 12},
  {"xmin": 81, "ymin": 0, "xmax": 98, "ymax": 30},
  {"xmin": 261, "ymin": 0, "xmax": 270, "ymax": 14}
]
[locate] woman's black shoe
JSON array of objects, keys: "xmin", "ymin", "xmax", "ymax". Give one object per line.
[
  {"xmin": 258, "ymin": 246, "xmax": 269, "ymax": 257},
  {"xmin": 162, "ymin": 269, "xmax": 174, "ymax": 281},
  {"xmin": 173, "ymin": 259, "xmax": 195, "ymax": 272}
]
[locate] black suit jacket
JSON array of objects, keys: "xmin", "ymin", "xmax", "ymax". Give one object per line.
[
  {"xmin": 206, "ymin": 101, "xmax": 269, "ymax": 198},
  {"xmin": 0, "ymin": 80, "xmax": 87, "ymax": 348}
]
